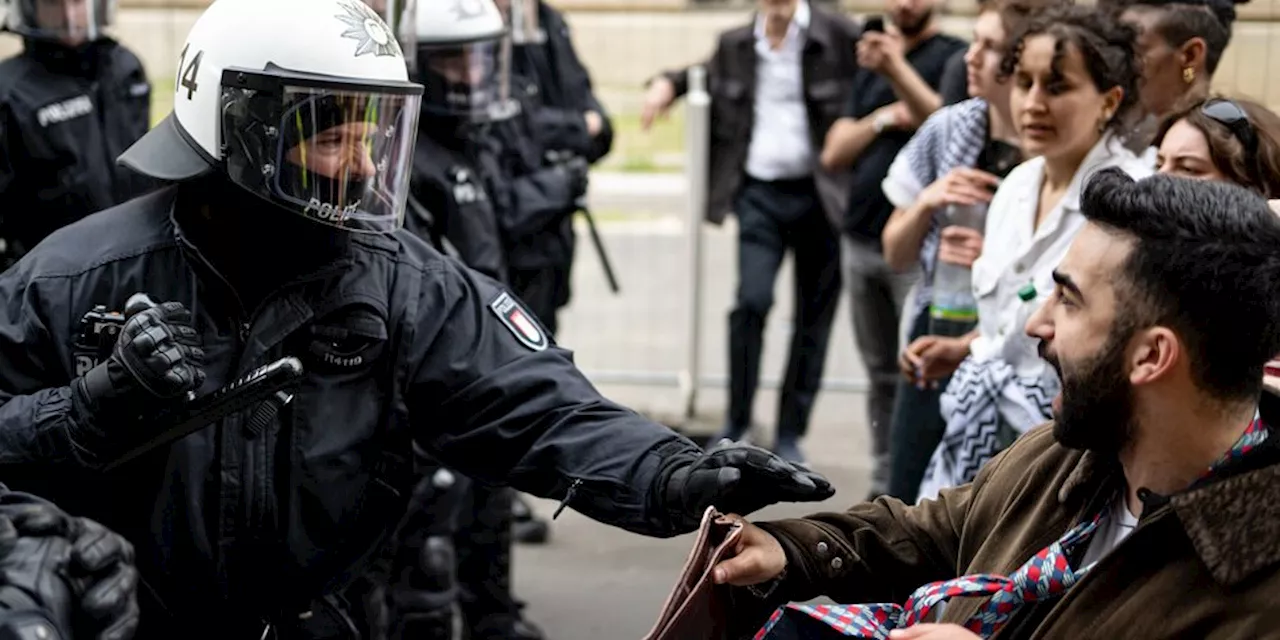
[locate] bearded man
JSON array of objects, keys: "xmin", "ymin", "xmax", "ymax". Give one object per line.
[{"xmin": 705, "ymin": 168, "xmax": 1280, "ymax": 639}]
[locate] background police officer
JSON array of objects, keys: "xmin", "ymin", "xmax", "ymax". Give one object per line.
[
  {"xmin": 0, "ymin": 0, "xmax": 156, "ymax": 268},
  {"xmin": 0, "ymin": 0, "xmax": 835, "ymax": 638},
  {"xmin": 403, "ymin": 0, "xmax": 511, "ymax": 283},
  {"xmin": 494, "ymin": 0, "xmax": 611, "ymax": 549},
  {"xmin": 495, "ymin": 0, "xmax": 611, "ymax": 340},
  {"xmin": 377, "ymin": 3, "xmax": 553, "ymax": 638}
]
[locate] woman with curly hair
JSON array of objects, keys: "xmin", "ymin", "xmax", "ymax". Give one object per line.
[
  {"xmin": 876, "ymin": 0, "xmax": 1065, "ymax": 503},
  {"xmin": 916, "ymin": 4, "xmax": 1153, "ymax": 501}
]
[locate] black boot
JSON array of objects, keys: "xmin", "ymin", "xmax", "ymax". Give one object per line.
[
  {"xmin": 457, "ymin": 486, "xmax": 546, "ymax": 640},
  {"xmin": 510, "ymin": 494, "xmax": 550, "ymax": 545}
]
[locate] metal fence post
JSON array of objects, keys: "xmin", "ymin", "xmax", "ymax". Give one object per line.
[{"xmin": 681, "ymin": 66, "xmax": 711, "ymax": 420}]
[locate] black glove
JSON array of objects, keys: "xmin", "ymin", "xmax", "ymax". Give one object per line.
[
  {"xmin": 555, "ymin": 155, "xmax": 590, "ymax": 200},
  {"xmin": 72, "ymin": 301, "xmax": 205, "ymax": 415},
  {"xmin": 0, "ymin": 490, "xmax": 139, "ymax": 640},
  {"xmin": 655, "ymin": 441, "xmax": 835, "ymax": 533}
]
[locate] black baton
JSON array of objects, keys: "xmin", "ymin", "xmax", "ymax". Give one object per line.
[
  {"xmin": 99, "ymin": 356, "xmax": 305, "ymax": 472},
  {"xmin": 99, "ymin": 293, "xmax": 306, "ymax": 472},
  {"xmin": 574, "ymin": 198, "xmax": 620, "ymax": 294}
]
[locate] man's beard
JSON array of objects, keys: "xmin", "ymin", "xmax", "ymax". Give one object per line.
[
  {"xmin": 896, "ymin": 9, "xmax": 933, "ymax": 38},
  {"xmin": 1043, "ymin": 327, "xmax": 1137, "ymax": 454}
]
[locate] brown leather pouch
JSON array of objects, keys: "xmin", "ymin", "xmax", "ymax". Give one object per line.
[{"xmin": 641, "ymin": 506, "xmax": 745, "ymax": 640}]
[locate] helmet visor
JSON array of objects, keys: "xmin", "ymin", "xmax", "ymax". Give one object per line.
[
  {"xmin": 222, "ymin": 78, "xmax": 421, "ymax": 234},
  {"xmin": 417, "ymin": 39, "xmax": 509, "ymax": 122},
  {"xmin": 12, "ymin": 0, "xmax": 110, "ymax": 45}
]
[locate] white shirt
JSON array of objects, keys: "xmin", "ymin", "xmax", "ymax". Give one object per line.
[
  {"xmin": 968, "ymin": 134, "xmax": 1154, "ymax": 379},
  {"xmin": 743, "ymin": 1, "xmax": 814, "ymax": 181},
  {"xmin": 1080, "ymin": 495, "xmax": 1140, "ymax": 567}
]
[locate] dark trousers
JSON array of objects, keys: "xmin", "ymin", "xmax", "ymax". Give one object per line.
[
  {"xmin": 453, "ymin": 483, "xmax": 517, "ymax": 626},
  {"xmin": 886, "ymin": 309, "xmax": 951, "ymax": 503},
  {"xmin": 841, "ymin": 236, "xmax": 918, "ymax": 491},
  {"xmin": 727, "ymin": 176, "xmax": 841, "ymax": 441}
]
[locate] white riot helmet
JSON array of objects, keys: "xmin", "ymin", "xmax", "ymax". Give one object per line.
[
  {"xmin": 414, "ymin": 0, "xmax": 510, "ymax": 122},
  {"xmin": 117, "ymin": 0, "xmax": 423, "ymax": 235},
  {"xmin": 2, "ymin": 0, "xmax": 115, "ymax": 47}
]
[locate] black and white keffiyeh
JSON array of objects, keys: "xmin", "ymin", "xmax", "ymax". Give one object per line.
[
  {"xmin": 882, "ymin": 98, "xmax": 991, "ymax": 325},
  {"xmin": 916, "ymin": 355, "xmax": 1058, "ymax": 502}
]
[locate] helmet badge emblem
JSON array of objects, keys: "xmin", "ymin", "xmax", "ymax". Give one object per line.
[{"xmin": 335, "ymin": 0, "xmax": 403, "ymax": 58}]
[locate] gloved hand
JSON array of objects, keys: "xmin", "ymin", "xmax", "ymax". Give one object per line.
[
  {"xmin": 72, "ymin": 300, "xmax": 205, "ymax": 414},
  {"xmin": 0, "ymin": 489, "xmax": 139, "ymax": 640},
  {"xmin": 555, "ymin": 155, "xmax": 590, "ymax": 200},
  {"xmin": 656, "ymin": 441, "xmax": 835, "ymax": 533}
]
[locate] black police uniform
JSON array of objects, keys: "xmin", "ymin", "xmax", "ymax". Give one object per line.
[
  {"xmin": 0, "ymin": 37, "xmax": 157, "ymax": 267},
  {"xmin": 406, "ymin": 124, "xmax": 508, "ymax": 283},
  {"xmin": 511, "ymin": 2, "xmax": 613, "ymax": 165},
  {"xmin": 0, "ymin": 184, "xmax": 748, "ymax": 639},
  {"xmin": 389, "ymin": 116, "xmax": 529, "ymax": 640},
  {"xmin": 484, "ymin": 94, "xmax": 586, "ymax": 338},
  {"xmin": 503, "ymin": 2, "xmax": 613, "ymax": 336}
]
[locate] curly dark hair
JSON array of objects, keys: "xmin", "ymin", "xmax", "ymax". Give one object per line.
[{"xmin": 998, "ymin": 5, "xmax": 1142, "ymax": 136}]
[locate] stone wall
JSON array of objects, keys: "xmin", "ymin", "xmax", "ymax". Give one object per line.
[{"xmin": 4, "ymin": 0, "xmax": 1280, "ymax": 112}]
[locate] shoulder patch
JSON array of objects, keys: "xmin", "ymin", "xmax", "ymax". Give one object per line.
[{"xmin": 489, "ymin": 291, "xmax": 548, "ymax": 352}]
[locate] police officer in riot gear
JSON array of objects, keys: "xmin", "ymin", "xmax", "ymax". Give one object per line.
[
  {"xmin": 0, "ymin": 0, "xmax": 835, "ymax": 638},
  {"xmin": 383, "ymin": 3, "xmax": 582, "ymax": 637},
  {"xmin": 0, "ymin": 485, "xmax": 140, "ymax": 640},
  {"xmin": 495, "ymin": 0, "xmax": 612, "ymax": 547},
  {"xmin": 403, "ymin": 0, "xmax": 512, "ymax": 281},
  {"xmin": 0, "ymin": 0, "xmax": 156, "ymax": 268},
  {"xmin": 493, "ymin": 0, "xmax": 607, "ymax": 340}
]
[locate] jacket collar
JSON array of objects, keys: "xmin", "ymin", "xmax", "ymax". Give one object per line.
[
  {"xmin": 727, "ymin": 2, "xmax": 837, "ymax": 53},
  {"xmin": 1056, "ymin": 388, "xmax": 1280, "ymax": 587}
]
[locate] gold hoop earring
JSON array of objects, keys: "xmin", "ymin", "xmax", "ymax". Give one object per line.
[{"xmin": 1183, "ymin": 67, "xmax": 1196, "ymax": 84}]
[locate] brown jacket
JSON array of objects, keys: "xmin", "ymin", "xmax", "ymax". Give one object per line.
[
  {"xmin": 743, "ymin": 393, "xmax": 1280, "ymax": 638},
  {"xmin": 659, "ymin": 6, "xmax": 859, "ymax": 228}
]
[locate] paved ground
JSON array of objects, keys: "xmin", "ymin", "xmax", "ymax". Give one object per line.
[
  {"xmin": 565, "ymin": 171, "xmax": 880, "ymax": 434},
  {"xmin": 506, "ymin": 171, "xmax": 879, "ymax": 639}
]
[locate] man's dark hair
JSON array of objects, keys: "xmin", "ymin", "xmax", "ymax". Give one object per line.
[
  {"xmin": 998, "ymin": 5, "xmax": 1141, "ymax": 136},
  {"xmin": 1108, "ymin": 0, "xmax": 1243, "ymax": 75},
  {"xmin": 1080, "ymin": 167, "xmax": 1280, "ymax": 401}
]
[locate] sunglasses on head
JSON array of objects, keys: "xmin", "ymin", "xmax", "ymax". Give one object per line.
[{"xmin": 1201, "ymin": 98, "xmax": 1259, "ymax": 159}]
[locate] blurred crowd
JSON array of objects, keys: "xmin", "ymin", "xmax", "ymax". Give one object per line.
[{"xmin": 641, "ymin": 0, "xmax": 1280, "ymax": 504}]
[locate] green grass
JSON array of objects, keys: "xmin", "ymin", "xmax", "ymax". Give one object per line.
[
  {"xmin": 151, "ymin": 81, "xmax": 686, "ymax": 174},
  {"xmin": 597, "ymin": 105, "xmax": 686, "ymax": 173}
]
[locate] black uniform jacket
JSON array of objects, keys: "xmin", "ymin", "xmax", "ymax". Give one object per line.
[
  {"xmin": 0, "ymin": 38, "xmax": 158, "ymax": 260},
  {"xmin": 0, "ymin": 186, "xmax": 700, "ymax": 636}
]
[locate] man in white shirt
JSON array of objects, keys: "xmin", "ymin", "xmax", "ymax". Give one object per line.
[{"xmin": 640, "ymin": 0, "xmax": 860, "ymax": 462}]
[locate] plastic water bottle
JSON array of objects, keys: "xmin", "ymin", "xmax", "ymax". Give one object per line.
[{"xmin": 927, "ymin": 203, "xmax": 988, "ymax": 337}]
